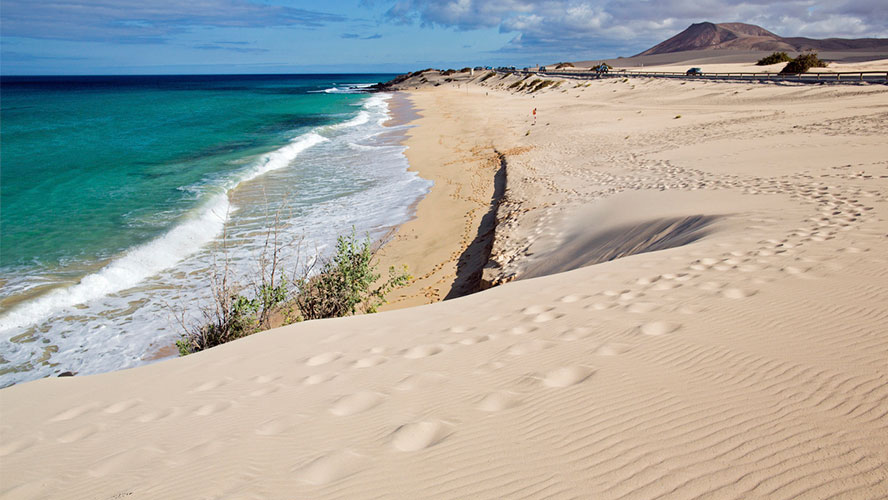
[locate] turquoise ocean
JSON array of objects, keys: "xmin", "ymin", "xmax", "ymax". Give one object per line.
[{"xmin": 0, "ymin": 74, "xmax": 429, "ymax": 386}]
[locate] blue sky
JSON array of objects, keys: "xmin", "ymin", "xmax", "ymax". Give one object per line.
[{"xmin": 2, "ymin": 0, "xmax": 886, "ymax": 75}]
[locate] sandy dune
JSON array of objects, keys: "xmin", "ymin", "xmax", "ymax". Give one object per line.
[{"xmin": 1, "ymin": 71, "xmax": 887, "ymax": 499}]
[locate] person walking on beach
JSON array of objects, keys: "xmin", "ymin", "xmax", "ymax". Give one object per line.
[{"xmin": 532, "ymin": 107, "xmax": 537, "ymax": 125}]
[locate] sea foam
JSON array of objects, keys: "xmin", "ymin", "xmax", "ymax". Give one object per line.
[{"xmin": 0, "ymin": 132, "xmax": 328, "ymax": 334}]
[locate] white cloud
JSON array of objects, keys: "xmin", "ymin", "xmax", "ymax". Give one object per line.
[{"xmin": 384, "ymin": 0, "xmax": 888, "ymax": 56}]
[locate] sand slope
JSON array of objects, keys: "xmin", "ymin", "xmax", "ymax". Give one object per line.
[{"xmin": 2, "ymin": 74, "xmax": 888, "ymax": 499}]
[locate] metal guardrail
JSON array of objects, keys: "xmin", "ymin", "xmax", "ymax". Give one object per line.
[{"xmin": 508, "ymin": 69, "xmax": 888, "ymax": 84}]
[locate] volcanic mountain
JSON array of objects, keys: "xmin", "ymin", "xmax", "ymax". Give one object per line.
[{"xmin": 635, "ymin": 22, "xmax": 888, "ymax": 56}]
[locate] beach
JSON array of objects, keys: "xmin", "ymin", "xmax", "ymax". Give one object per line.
[{"xmin": 2, "ymin": 69, "xmax": 888, "ymax": 499}]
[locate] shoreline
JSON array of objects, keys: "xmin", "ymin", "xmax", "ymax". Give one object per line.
[{"xmin": 374, "ymin": 88, "xmax": 508, "ymax": 309}]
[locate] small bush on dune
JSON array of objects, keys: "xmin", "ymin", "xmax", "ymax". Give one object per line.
[
  {"xmin": 781, "ymin": 53, "xmax": 828, "ymax": 74},
  {"xmin": 295, "ymin": 233, "xmax": 410, "ymax": 320},
  {"xmin": 176, "ymin": 263, "xmax": 289, "ymax": 356},
  {"xmin": 176, "ymin": 231, "xmax": 409, "ymax": 355},
  {"xmin": 531, "ymin": 80, "xmax": 556, "ymax": 92},
  {"xmin": 757, "ymin": 52, "xmax": 792, "ymax": 66},
  {"xmin": 554, "ymin": 62, "xmax": 575, "ymax": 69}
]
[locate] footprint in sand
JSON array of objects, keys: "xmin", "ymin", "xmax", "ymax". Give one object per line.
[
  {"xmin": 587, "ymin": 302, "xmax": 615, "ymax": 311},
  {"xmin": 255, "ymin": 417, "xmax": 299, "ymax": 436},
  {"xmin": 652, "ymin": 281, "xmax": 681, "ymax": 291},
  {"xmin": 49, "ymin": 402, "xmax": 101, "ymax": 423},
  {"xmin": 193, "ymin": 401, "xmax": 233, "ymax": 416},
  {"xmin": 391, "ymin": 421, "xmax": 452, "ymax": 451},
  {"xmin": 57, "ymin": 425, "xmax": 100, "ymax": 444},
  {"xmin": 533, "ymin": 311, "xmax": 564, "ymax": 323},
  {"xmin": 721, "ymin": 287, "xmax": 758, "ymax": 299},
  {"xmin": 559, "ymin": 294, "xmax": 587, "ymax": 303},
  {"xmin": 458, "ymin": 334, "xmax": 491, "ymax": 345},
  {"xmin": 474, "ymin": 361, "xmax": 507, "ymax": 375},
  {"xmin": 476, "ymin": 391, "xmax": 523, "ymax": 412},
  {"xmin": 295, "ymin": 450, "xmax": 366, "ymax": 485},
  {"xmin": 640, "ymin": 321, "xmax": 681, "ymax": 336},
  {"xmin": 303, "ymin": 373, "xmax": 337, "ymax": 385},
  {"xmin": 103, "ymin": 399, "xmax": 141, "ymax": 414},
  {"xmin": 522, "ymin": 305, "xmax": 554, "ymax": 315},
  {"xmin": 0, "ymin": 436, "xmax": 39, "ymax": 456},
  {"xmin": 403, "ymin": 345, "xmax": 443, "ymax": 359},
  {"xmin": 251, "ymin": 375, "xmax": 281, "ymax": 384},
  {"xmin": 190, "ymin": 378, "xmax": 231, "ymax": 393},
  {"xmin": 559, "ymin": 327, "xmax": 594, "ymax": 341},
  {"xmin": 306, "ymin": 352, "xmax": 342, "ymax": 367},
  {"xmin": 249, "ymin": 385, "xmax": 281, "ymax": 397},
  {"xmin": 595, "ymin": 343, "xmax": 633, "ymax": 356},
  {"xmin": 627, "ymin": 302, "xmax": 659, "ymax": 314},
  {"xmin": 782, "ymin": 266, "xmax": 807, "ymax": 275},
  {"xmin": 510, "ymin": 325, "xmax": 537, "ymax": 335},
  {"xmin": 353, "ymin": 355, "xmax": 387, "ymax": 368},
  {"xmin": 448, "ymin": 325, "xmax": 473, "ymax": 333},
  {"xmin": 543, "ymin": 366, "xmax": 595, "ymax": 388},
  {"xmin": 329, "ymin": 391, "xmax": 385, "ymax": 416},
  {"xmin": 136, "ymin": 407, "xmax": 179, "ymax": 423}
]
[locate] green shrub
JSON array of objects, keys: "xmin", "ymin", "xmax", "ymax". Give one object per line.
[
  {"xmin": 781, "ymin": 53, "xmax": 828, "ymax": 74},
  {"xmin": 756, "ymin": 52, "xmax": 792, "ymax": 65},
  {"xmin": 176, "ymin": 280, "xmax": 289, "ymax": 356},
  {"xmin": 531, "ymin": 80, "xmax": 555, "ymax": 92},
  {"xmin": 294, "ymin": 232, "xmax": 410, "ymax": 320},
  {"xmin": 177, "ymin": 231, "xmax": 409, "ymax": 355}
]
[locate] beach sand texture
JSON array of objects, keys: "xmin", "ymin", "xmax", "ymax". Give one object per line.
[{"xmin": 2, "ymin": 71, "xmax": 887, "ymax": 499}]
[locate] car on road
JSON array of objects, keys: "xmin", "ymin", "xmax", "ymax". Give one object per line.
[{"xmin": 686, "ymin": 67, "xmax": 702, "ymax": 75}]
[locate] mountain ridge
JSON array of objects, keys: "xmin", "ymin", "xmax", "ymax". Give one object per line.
[{"xmin": 636, "ymin": 22, "xmax": 888, "ymax": 56}]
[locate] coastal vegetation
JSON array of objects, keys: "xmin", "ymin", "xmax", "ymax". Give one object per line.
[
  {"xmin": 756, "ymin": 51, "xmax": 792, "ymax": 65},
  {"xmin": 531, "ymin": 80, "xmax": 557, "ymax": 92},
  {"xmin": 176, "ymin": 231, "xmax": 410, "ymax": 356},
  {"xmin": 781, "ymin": 52, "xmax": 828, "ymax": 73}
]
